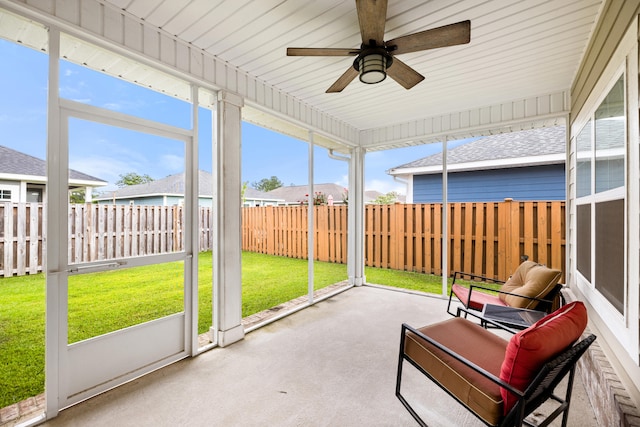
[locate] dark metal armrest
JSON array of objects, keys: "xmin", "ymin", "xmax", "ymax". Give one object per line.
[
  {"xmin": 452, "ymin": 271, "xmax": 506, "ymax": 286},
  {"xmin": 468, "ymin": 283, "xmax": 505, "ymax": 293},
  {"xmin": 475, "ymin": 286, "xmax": 554, "ymax": 306},
  {"xmin": 454, "ymin": 307, "xmax": 520, "ymax": 334},
  {"xmin": 447, "ymin": 274, "xmax": 505, "ymax": 317},
  {"xmin": 401, "ymin": 323, "xmax": 524, "ymax": 398}
]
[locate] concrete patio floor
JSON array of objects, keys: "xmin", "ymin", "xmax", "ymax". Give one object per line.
[{"xmin": 40, "ymin": 285, "xmax": 597, "ymax": 426}]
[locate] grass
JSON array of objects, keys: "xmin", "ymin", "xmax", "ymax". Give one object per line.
[
  {"xmin": 0, "ymin": 252, "xmax": 447, "ymax": 408},
  {"xmin": 365, "ymin": 267, "xmax": 449, "ymax": 293},
  {"xmin": 0, "ymin": 274, "xmax": 45, "ymax": 410}
]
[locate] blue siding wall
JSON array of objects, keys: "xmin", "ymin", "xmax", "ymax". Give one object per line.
[{"xmin": 412, "ymin": 164, "xmax": 565, "ymax": 202}]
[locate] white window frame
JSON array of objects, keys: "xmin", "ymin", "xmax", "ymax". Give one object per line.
[{"xmin": 570, "ymin": 21, "xmax": 639, "ymax": 361}]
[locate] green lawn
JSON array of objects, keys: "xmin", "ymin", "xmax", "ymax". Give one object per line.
[{"xmin": 0, "ymin": 251, "xmax": 447, "ymax": 408}]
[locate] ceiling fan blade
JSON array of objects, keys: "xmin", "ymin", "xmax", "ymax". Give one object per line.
[
  {"xmin": 327, "ymin": 66, "xmax": 359, "ymax": 93},
  {"xmin": 287, "ymin": 47, "xmax": 360, "ymax": 56},
  {"xmin": 387, "ymin": 58, "xmax": 425, "ymax": 89},
  {"xmin": 356, "ymin": 0, "xmax": 388, "ymax": 45},
  {"xmin": 387, "ymin": 20, "xmax": 471, "ymax": 55}
]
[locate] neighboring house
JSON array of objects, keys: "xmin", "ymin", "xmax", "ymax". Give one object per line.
[
  {"xmin": 265, "ymin": 185, "xmax": 403, "ymax": 205},
  {"xmin": 267, "ymin": 183, "xmax": 348, "ymax": 205},
  {"xmin": 0, "ymin": 144, "xmax": 107, "ymax": 203},
  {"xmin": 266, "ymin": 183, "xmax": 386, "ymax": 205},
  {"xmin": 387, "ymin": 126, "xmax": 566, "ymax": 203},
  {"xmin": 243, "ymin": 187, "xmax": 284, "ymax": 207},
  {"xmin": 94, "ymin": 170, "xmax": 283, "ymax": 207},
  {"xmin": 365, "ymin": 190, "xmax": 386, "ymax": 203}
]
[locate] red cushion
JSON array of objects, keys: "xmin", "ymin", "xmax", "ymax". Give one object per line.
[
  {"xmin": 499, "ymin": 301, "xmax": 588, "ymax": 414},
  {"xmin": 452, "ymin": 283, "xmax": 507, "ymax": 311}
]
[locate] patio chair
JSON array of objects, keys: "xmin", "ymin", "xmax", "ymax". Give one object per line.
[
  {"xmin": 446, "ymin": 260, "xmax": 564, "ymax": 318},
  {"xmin": 396, "ymin": 301, "xmax": 595, "ymax": 427}
]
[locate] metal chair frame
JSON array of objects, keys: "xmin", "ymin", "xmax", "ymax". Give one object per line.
[
  {"xmin": 396, "ymin": 316, "xmax": 595, "ymax": 427},
  {"xmin": 446, "ymin": 271, "xmax": 565, "ymax": 318}
]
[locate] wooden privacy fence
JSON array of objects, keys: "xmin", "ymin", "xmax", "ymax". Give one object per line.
[
  {"xmin": 0, "ymin": 203, "xmax": 44, "ymax": 277},
  {"xmin": 243, "ymin": 200, "xmax": 565, "ymax": 282},
  {"xmin": 0, "ymin": 203, "xmax": 193, "ymax": 277},
  {"xmin": 1, "ymin": 200, "xmax": 564, "ymax": 281},
  {"xmin": 242, "ymin": 205, "xmax": 348, "ymax": 263}
]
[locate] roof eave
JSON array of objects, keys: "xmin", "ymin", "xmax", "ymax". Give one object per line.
[{"xmin": 387, "ymin": 153, "xmax": 566, "ymax": 176}]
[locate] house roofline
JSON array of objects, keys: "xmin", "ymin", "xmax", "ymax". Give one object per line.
[
  {"xmin": 95, "ymin": 193, "xmax": 191, "ymax": 200},
  {"xmin": 0, "ymin": 173, "xmax": 107, "ymax": 187},
  {"xmin": 94, "ymin": 193, "xmax": 284, "ymax": 202},
  {"xmin": 387, "ymin": 153, "xmax": 565, "ymax": 176}
]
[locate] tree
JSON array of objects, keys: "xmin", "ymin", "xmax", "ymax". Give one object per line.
[
  {"xmin": 69, "ymin": 188, "xmax": 99, "ymax": 204},
  {"xmin": 372, "ymin": 191, "xmax": 400, "ymax": 204},
  {"xmin": 251, "ymin": 176, "xmax": 283, "ymax": 192},
  {"xmin": 115, "ymin": 172, "xmax": 154, "ymax": 188},
  {"xmin": 241, "ymin": 181, "xmax": 248, "ymax": 203}
]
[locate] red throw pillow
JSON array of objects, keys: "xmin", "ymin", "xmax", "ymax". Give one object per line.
[{"xmin": 499, "ymin": 301, "xmax": 588, "ymax": 414}]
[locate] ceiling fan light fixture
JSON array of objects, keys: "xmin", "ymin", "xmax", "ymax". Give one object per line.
[
  {"xmin": 358, "ymin": 53, "xmax": 387, "ymax": 84},
  {"xmin": 287, "ymin": 2, "xmax": 471, "ymax": 93}
]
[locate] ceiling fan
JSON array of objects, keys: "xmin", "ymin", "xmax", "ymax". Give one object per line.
[{"xmin": 286, "ymin": 0, "xmax": 470, "ymax": 93}]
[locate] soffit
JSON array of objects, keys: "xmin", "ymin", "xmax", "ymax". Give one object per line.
[
  {"xmin": 2, "ymin": 0, "xmax": 604, "ymax": 151},
  {"xmin": 100, "ymin": 0, "xmax": 601, "ymax": 141}
]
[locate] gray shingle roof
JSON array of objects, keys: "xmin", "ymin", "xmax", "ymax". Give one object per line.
[
  {"xmin": 99, "ymin": 171, "xmax": 197, "ymax": 198},
  {"xmin": 244, "ymin": 187, "xmax": 280, "ymax": 200},
  {"xmin": 96, "ymin": 170, "xmax": 281, "ymax": 201},
  {"xmin": 267, "ymin": 183, "xmax": 348, "ymax": 204},
  {"xmin": 264, "ymin": 185, "xmax": 397, "ymax": 204},
  {"xmin": 0, "ymin": 145, "xmax": 107, "ymax": 183},
  {"xmin": 392, "ymin": 126, "xmax": 566, "ymax": 170},
  {"xmin": 96, "ymin": 170, "xmax": 209, "ymax": 199}
]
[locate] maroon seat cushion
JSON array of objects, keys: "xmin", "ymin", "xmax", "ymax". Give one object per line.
[
  {"xmin": 404, "ymin": 317, "xmax": 507, "ymax": 425},
  {"xmin": 499, "ymin": 301, "xmax": 588, "ymax": 413},
  {"xmin": 452, "ymin": 283, "xmax": 506, "ymax": 311}
]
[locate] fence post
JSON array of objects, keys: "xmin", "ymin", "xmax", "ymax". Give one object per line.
[
  {"xmin": 451, "ymin": 202, "xmax": 463, "ymax": 273},
  {"xmin": 433, "ymin": 203, "xmax": 442, "ymax": 276},
  {"xmin": 497, "ymin": 199, "xmax": 515, "ymax": 280},
  {"xmin": 550, "ymin": 201, "xmax": 563, "ymax": 273},
  {"xmin": 391, "ymin": 203, "xmax": 404, "ymax": 270},
  {"xmin": 509, "ymin": 199, "xmax": 521, "ymax": 275}
]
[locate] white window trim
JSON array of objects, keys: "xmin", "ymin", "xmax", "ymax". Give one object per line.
[{"xmin": 570, "ymin": 21, "xmax": 639, "ymax": 362}]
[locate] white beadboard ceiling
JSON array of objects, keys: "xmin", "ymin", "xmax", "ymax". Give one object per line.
[
  {"xmin": 3, "ymin": 0, "xmax": 605, "ymax": 149},
  {"xmin": 103, "ymin": 0, "xmax": 601, "ymax": 141}
]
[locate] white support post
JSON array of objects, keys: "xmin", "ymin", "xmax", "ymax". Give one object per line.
[
  {"xmin": 441, "ymin": 139, "xmax": 449, "ymax": 296},
  {"xmin": 308, "ymin": 131, "xmax": 314, "ymax": 303},
  {"xmin": 210, "ymin": 99, "xmax": 219, "ymax": 345},
  {"xmin": 348, "ymin": 146, "xmax": 366, "ymax": 286},
  {"xmin": 212, "ymin": 91, "xmax": 245, "ymax": 347},
  {"xmin": 187, "ymin": 85, "xmax": 199, "ymax": 355},
  {"xmin": 84, "ymin": 186, "xmax": 93, "ymax": 203},
  {"xmin": 45, "ymin": 27, "xmax": 63, "ymax": 419}
]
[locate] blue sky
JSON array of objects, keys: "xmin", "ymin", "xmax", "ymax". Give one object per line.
[{"xmin": 0, "ymin": 38, "xmax": 471, "ymax": 195}]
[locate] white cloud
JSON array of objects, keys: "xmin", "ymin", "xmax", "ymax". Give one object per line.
[
  {"xmin": 102, "ymin": 102, "xmax": 122, "ymax": 110},
  {"xmin": 334, "ymin": 174, "xmax": 349, "ymax": 188},
  {"xmin": 101, "ymin": 99, "xmax": 147, "ymax": 112},
  {"xmin": 69, "ymin": 156, "xmax": 144, "ymax": 187},
  {"xmin": 161, "ymin": 154, "xmax": 185, "ymax": 173}
]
